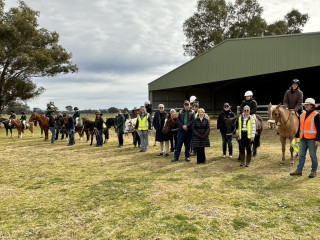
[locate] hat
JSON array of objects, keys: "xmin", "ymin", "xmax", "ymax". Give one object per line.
[
  {"xmin": 170, "ymin": 109, "xmax": 176, "ymax": 113},
  {"xmin": 124, "ymin": 107, "xmax": 128, "ymax": 111},
  {"xmin": 192, "ymin": 102, "xmax": 199, "ymax": 108},
  {"xmin": 95, "ymin": 111, "xmax": 102, "ymax": 115},
  {"xmin": 144, "ymin": 100, "xmax": 150, "ymax": 105},
  {"xmin": 304, "ymin": 98, "xmax": 317, "ymax": 106},
  {"xmin": 291, "ymin": 79, "xmax": 300, "ymax": 86},
  {"xmin": 184, "ymin": 100, "xmax": 190, "ymax": 105},
  {"xmin": 244, "ymin": 91, "xmax": 253, "ymax": 97},
  {"xmin": 133, "ymin": 107, "xmax": 138, "ymax": 111}
]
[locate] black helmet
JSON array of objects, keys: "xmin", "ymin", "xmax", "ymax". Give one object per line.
[
  {"xmin": 291, "ymin": 79, "xmax": 300, "ymax": 86},
  {"xmin": 11, "ymin": 110, "xmax": 15, "ymax": 113},
  {"xmin": 21, "ymin": 112, "xmax": 25, "ymax": 115},
  {"xmin": 74, "ymin": 107, "xmax": 79, "ymax": 111}
]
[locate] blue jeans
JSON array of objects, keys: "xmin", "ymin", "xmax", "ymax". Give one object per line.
[
  {"xmin": 68, "ymin": 129, "xmax": 75, "ymax": 146},
  {"xmin": 221, "ymin": 133, "xmax": 233, "ymax": 155},
  {"xmin": 296, "ymin": 139, "xmax": 318, "ymax": 173},
  {"xmin": 97, "ymin": 129, "xmax": 103, "ymax": 146},
  {"xmin": 139, "ymin": 130, "xmax": 149, "ymax": 151},
  {"xmin": 174, "ymin": 131, "xmax": 192, "ymax": 159},
  {"xmin": 49, "ymin": 127, "xmax": 56, "ymax": 143}
]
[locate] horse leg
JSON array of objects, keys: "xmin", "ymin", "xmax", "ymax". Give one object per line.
[
  {"xmin": 44, "ymin": 129, "xmax": 48, "ymax": 141},
  {"xmin": 5, "ymin": 128, "xmax": 8, "ymax": 138},
  {"xmin": 90, "ymin": 132, "xmax": 94, "ymax": 146},
  {"xmin": 280, "ymin": 137, "xmax": 286, "ymax": 165},
  {"xmin": 40, "ymin": 128, "xmax": 44, "ymax": 138}
]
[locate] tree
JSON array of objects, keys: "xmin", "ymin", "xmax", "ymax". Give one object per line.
[
  {"xmin": 183, "ymin": 0, "xmax": 309, "ymax": 57},
  {"xmin": 0, "ymin": 1, "xmax": 78, "ymax": 114},
  {"xmin": 4, "ymin": 101, "xmax": 30, "ymax": 114},
  {"xmin": 33, "ymin": 107, "xmax": 42, "ymax": 114},
  {"xmin": 65, "ymin": 105, "xmax": 73, "ymax": 113},
  {"xmin": 108, "ymin": 107, "xmax": 118, "ymax": 113}
]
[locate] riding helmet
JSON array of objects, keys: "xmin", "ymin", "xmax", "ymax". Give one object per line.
[
  {"xmin": 21, "ymin": 112, "xmax": 25, "ymax": 114},
  {"xmin": 291, "ymin": 79, "xmax": 300, "ymax": 86},
  {"xmin": 244, "ymin": 91, "xmax": 253, "ymax": 97},
  {"xmin": 74, "ymin": 107, "xmax": 79, "ymax": 111}
]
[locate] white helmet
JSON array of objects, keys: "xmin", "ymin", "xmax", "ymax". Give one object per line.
[
  {"xmin": 144, "ymin": 100, "xmax": 150, "ymax": 105},
  {"xmin": 190, "ymin": 95, "xmax": 197, "ymax": 103},
  {"xmin": 244, "ymin": 91, "xmax": 253, "ymax": 97}
]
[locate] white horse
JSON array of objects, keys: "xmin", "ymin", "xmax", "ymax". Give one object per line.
[{"xmin": 124, "ymin": 118, "xmax": 137, "ymax": 134}]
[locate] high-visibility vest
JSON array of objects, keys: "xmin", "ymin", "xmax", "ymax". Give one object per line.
[
  {"xmin": 138, "ymin": 113, "xmax": 150, "ymax": 130},
  {"xmin": 238, "ymin": 116, "xmax": 252, "ymax": 140},
  {"xmin": 300, "ymin": 111, "xmax": 318, "ymax": 139},
  {"xmin": 195, "ymin": 112, "xmax": 199, "ymax": 117}
]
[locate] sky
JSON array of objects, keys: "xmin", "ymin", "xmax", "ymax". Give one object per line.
[{"xmin": 4, "ymin": 0, "xmax": 320, "ymax": 111}]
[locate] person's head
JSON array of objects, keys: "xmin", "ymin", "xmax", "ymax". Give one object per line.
[
  {"xmin": 124, "ymin": 108, "xmax": 128, "ymax": 113},
  {"xmin": 133, "ymin": 107, "xmax": 139, "ymax": 115},
  {"xmin": 144, "ymin": 100, "xmax": 150, "ymax": 106},
  {"xmin": 21, "ymin": 112, "xmax": 25, "ymax": 115},
  {"xmin": 223, "ymin": 103, "xmax": 230, "ymax": 111},
  {"xmin": 198, "ymin": 108, "xmax": 205, "ymax": 118},
  {"xmin": 58, "ymin": 112, "xmax": 62, "ymax": 116},
  {"xmin": 304, "ymin": 98, "xmax": 317, "ymax": 111},
  {"xmin": 74, "ymin": 107, "xmax": 78, "ymax": 111},
  {"xmin": 244, "ymin": 90, "xmax": 253, "ymax": 101},
  {"xmin": 63, "ymin": 113, "xmax": 67, "ymax": 117},
  {"xmin": 140, "ymin": 106, "xmax": 146, "ymax": 114},
  {"xmin": 291, "ymin": 79, "xmax": 300, "ymax": 90},
  {"xmin": 50, "ymin": 112, "xmax": 55, "ymax": 117},
  {"xmin": 95, "ymin": 111, "xmax": 102, "ymax": 118},
  {"xmin": 11, "ymin": 111, "xmax": 15, "ymax": 114},
  {"xmin": 243, "ymin": 105, "xmax": 250, "ymax": 116},
  {"xmin": 183, "ymin": 100, "xmax": 190, "ymax": 110},
  {"xmin": 117, "ymin": 109, "xmax": 121, "ymax": 114},
  {"xmin": 192, "ymin": 103, "xmax": 199, "ymax": 112},
  {"xmin": 158, "ymin": 104, "xmax": 164, "ymax": 113}
]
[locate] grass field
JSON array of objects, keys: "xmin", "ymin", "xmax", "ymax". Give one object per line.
[{"xmin": 0, "ymin": 114, "xmax": 320, "ymax": 240}]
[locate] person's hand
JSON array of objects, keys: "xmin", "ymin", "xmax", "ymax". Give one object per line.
[
  {"xmin": 315, "ymin": 141, "xmax": 319, "ymax": 146},
  {"xmin": 251, "ymin": 138, "xmax": 255, "ymax": 142},
  {"xmin": 235, "ymin": 132, "xmax": 239, "ymax": 138},
  {"xmin": 182, "ymin": 125, "xmax": 188, "ymax": 131},
  {"xmin": 94, "ymin": 127, "xmax": 97, "ymax": 130},
  {"xmin": 217, "ymin": 129, "xmax": 220, "ymax": 134},
  {"xmin": 291, "ymin": 110, "xmax": 295, "ymax": 115}
]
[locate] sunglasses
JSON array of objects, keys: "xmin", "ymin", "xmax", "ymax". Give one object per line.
[
  {"xmin": 159, "ymin": 107, "xmax": 163, "ymax": 109},
  {"xmin": 184, "ymin": 103, "xmax": 189, "ymax": 106},
  {"xmin": 244, "ymin": 110, "xmax": 249, "ymax": 112},
  {"xmin": 224, "ymin": 105, "xmax": 229, "ymax": 108}
]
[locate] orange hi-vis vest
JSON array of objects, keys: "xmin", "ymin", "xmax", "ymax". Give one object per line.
[{"xmin": 300, "ymin": 111, "xmax": 318, "ymax": 139}]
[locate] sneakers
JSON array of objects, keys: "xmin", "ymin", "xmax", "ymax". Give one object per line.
[
  {"xmin": 309, "ymin": 172, "xmax": 317, "ymax": 178},
  {"xmin": 185, "ymin": 157, "xmax": 191, "ymax": 162},
  {"xmin": 157, "ymin": 153, "xmax": 164, "ymax": 156},
  {"xmin": 290, "ymin": 171, "xmax": 302, "ymax": 176},
  {"xmin": 164, "ymin": 154, "xmax": 169, "ymax": 157},
  {"xmin": 223, "ymin": 155, "xmax": 226, "ymax": 158},
  {"xmin": 229, "ymin": 155, "xmax": 233, "ymax": 158},
  {"xmin": 171, "ymin": 158, "xmax": 179, "ymax": 162}
]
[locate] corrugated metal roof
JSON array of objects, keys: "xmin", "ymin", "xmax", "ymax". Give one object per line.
[{"xmin": 149, "ymin": 32, "xmax": 320, "ymax": 91}]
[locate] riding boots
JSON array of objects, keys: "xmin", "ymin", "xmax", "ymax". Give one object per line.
[{"xmin": 245, "ymin": 154, "xmax": 252, "ymax": 167}]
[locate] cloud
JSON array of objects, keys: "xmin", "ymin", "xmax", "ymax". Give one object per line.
[{"xmin": 4, "ymin": 0, "xmax": 319, "ymax": 110}]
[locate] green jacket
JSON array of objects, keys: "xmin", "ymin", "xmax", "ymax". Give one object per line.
[
  {"xmin": 9, "ymin": 114, "xmax": 16, "ymax": 119},
  {"xmin": 45, "ymin": 110, "xmax": 55, "ymax": 117},
  {"xmin": 20, "ymin": 115, "xmax": 26, "ymax": 121},
  {"xmin": 123, "ymin": 112, "xmax": 130, "ymax": 121},
  {"xmin": 73, "ymin": 111, "xmax": 80, "ymax": 118},
  {"xmin": 115, "ymin": 114, "xmax": 125, "ymax": 134}
]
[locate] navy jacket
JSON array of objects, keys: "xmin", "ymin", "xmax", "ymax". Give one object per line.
[{"xmin": 67, "ymin": 116, "xmax": 75, "ymax": 130}]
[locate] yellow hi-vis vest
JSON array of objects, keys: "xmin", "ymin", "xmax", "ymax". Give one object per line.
[
  {"xmin": 138, "ymin": 113, "xmax": 150, "ymax": 130},
  {"xmin": 195, "ymin": 112, "xmax": 199, "ymax": 117},
  {"xmin": 238, "ymin": 116, "xmax": 252, "ymax": 140}
]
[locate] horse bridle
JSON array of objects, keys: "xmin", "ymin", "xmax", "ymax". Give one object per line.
[{"xmin": 275, "ymin": 108, "xmax": 291, "ymax": 127}]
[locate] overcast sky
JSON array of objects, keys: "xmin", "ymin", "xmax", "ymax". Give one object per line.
[{"xmin": 4, "ymin": 0, "xmax": 320, "ymax": 110}]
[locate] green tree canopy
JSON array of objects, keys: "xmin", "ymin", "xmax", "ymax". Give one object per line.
[
  {"xmin": 183, "ymin": 0, "xmax": 309, "ymax": 57},
  {"xmin": 0, "ymin": 0, "xmax": 78, "ymax": 114}
]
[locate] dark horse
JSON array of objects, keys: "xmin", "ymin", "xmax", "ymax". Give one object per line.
[
  {"xmin": 0, "ymin": 118, "xmax": 15, "ymax": 138},
  {"xmin": 83, "ymin": 119, "xmax": 109, "ymax": 145},
  {"xmin": 55, "ymin": 115, "xmax": 68, "ymax": 140},
  {"xmin": 225, "ymin": 115, "xmax": 263, "ymax": 157},
  {"xmin": 162, "ymin": 114, "xmax": 179, "ymax": 152}
]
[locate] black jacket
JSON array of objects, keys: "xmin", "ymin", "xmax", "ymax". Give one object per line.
[
  {"xmin": 240, "ymin": 99, "xmax": 257, "ymax": 114},
  {"xmin": 217, "ymin": 110, "xmax": 235, "ymax": 133},
  {"xmin": 176, "ymin": 109, "xmax": 195, "ymax": 132},
  {"xmin": 94, "ymin": 117, "xmax": 104, "ymax": 130},
  {"xmin": 49, "ymin": 116, "xmax": 55, "ymax": 128},
  {"xmin": 146, "ymin": 104, "xmax": 153, "ymax": 114},
  {"xmin": 192, "ymin": 117, "xmax": 210, "ymax": 148}
]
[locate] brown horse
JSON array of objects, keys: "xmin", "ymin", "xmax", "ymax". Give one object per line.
[
  {"xmin": 268, "ymin": 103, "xmax": 299, "ymax": 164},
  {"xmin": 29, "ymin": 113, "xmax": 49, "ymax": 140},
  {"xmin": 9, "ymin": 119, "xmax": 34, "ymax": 138}
]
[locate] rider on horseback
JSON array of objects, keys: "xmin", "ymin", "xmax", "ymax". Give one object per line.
[
  {"xmin": 20, "ymin": 112, "xmax": 27, "ymax": 133},
  {"xmin": 73, "ymin": 107, "xmax": 81, "ymax": 127},
  {"xmin": 9, "ymin": 111, "xmax": 16, "ymax": 119},
  {"xmin": 240, "ymin": 91, "xmax": 259, "ymax": 130}
]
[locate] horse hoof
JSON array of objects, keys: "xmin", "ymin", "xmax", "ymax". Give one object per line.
[{"xmin": 280, "ymin": 162, "xmax": 285, "ymax": 165}]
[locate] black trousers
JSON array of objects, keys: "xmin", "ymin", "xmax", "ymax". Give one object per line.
[
  {"xmin": 239, "ymin": 131, "xmax": 252, "ymax": 154},
  {"xmin": 170, "ymin": 130, "xmax": 178, "ymax": 151},
  {"xmin": 118, "ymin": 133, "xmax": 124, "ymax": 146},
  {"xmin": 197, "ymin": 147, "xmax": 206, "ymax": 163}
]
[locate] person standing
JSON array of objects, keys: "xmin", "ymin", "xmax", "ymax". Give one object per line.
[
  {"xmin": 115, "ymin": 109, "xmax": 125, "ymax": 147},
  {"xmin": 290, "ymin": 98, "xmax": 319, "ymax": 178},
  {"xmin": 169, "ymin": 109, "xmax": 179, "ymax": 152},
  {"xmin": 48, "ymin": 112, "xmax": 56, "ymax": 144},
  {"xmin": 135, "ymin": 106, "xmax": 151, "ymax": 152},
  {"xmin": 153, "ymin": 104, "xmax": 170, "ymax": 157},
  {"xmin": 131, "ymin": 107, "xmax": 141, "ymax": 148},
  {"xmin": 217, "ymin": 103, "xmax": 235, "ymax": 158},
  {"xmin": 283, "ymin": 79, "xmax": 303, "ymax": 138},
  {"xmin": 123, "ymin": 108, "xmax": 130, "ymax": 121},
  {"xmin": 172, "ymin": 100, "xmax": 195, "ymax": 162},
  {"xmin": 94, "ymin": 111, "xmax": 104, "ymax": 147},
  {"xmin": 236, "ymin": 105, "xmax": 256, "ymax": 167},
  {"xmin": 192, "ymin": 108, "xmax": 210, "ymax": 164},
  {"xmin": 66, "ymin": 114, "xmax": 75, "ymax": 146}
]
